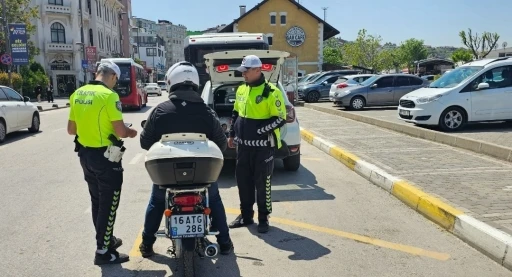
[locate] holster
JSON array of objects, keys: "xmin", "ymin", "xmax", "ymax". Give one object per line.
[{"xmin": 73, "ymin": 135, "xmax": 82, "ymax": 152}]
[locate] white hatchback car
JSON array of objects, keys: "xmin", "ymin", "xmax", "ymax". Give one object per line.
[
  {"xmin": 398, "ymin": 57, "xmax": 512, "ymax": 131},
  {"xmin": 0, "ymin": 86, "xmax": 40, "ymax": 143},
  {"xmin": 201, "ymin": 49, "xmax": 301, "ymax": 171},
  {"xmin": 329, "ymin": 74, "xmax": 375, "ymax": 101}
]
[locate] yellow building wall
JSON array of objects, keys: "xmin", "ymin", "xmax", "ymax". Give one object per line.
[{"xmin": 235, "ymin": 0, "xmax": 321, "ymax": 73}]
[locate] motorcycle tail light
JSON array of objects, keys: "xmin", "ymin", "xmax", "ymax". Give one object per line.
[{"xmin": 173, "ymin": 194, "xmax": 202, "ymax": 206}]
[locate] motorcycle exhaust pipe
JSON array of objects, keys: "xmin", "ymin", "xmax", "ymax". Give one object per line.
[{"xmin": 204, "ymin": 243, "xmax": 219, "ymax": 258}]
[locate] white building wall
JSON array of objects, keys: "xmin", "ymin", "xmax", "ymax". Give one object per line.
[{"xmin": 31, "ymin": 0, "xmax": 124, "ymax": 95}]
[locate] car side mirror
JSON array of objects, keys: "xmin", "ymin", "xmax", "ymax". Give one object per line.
[
  {"xmin": 141, "ymin": 120, "xmax": 147, "ymax": 128},
  {"xmin": 477, "ymin": 82, "xmax": 490, "ymax": 90},
  {"xmin": 23, "ymin": 96, "xmax": 30, "ymax": 102},
  {"xmin": 371, "ymin": 84, "xmax": 378, "ymax": 89}
]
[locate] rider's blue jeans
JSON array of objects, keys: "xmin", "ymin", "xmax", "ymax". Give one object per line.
[{"xmin": 141, "ymin": 182, "xmax": 231, "ymax": 245}]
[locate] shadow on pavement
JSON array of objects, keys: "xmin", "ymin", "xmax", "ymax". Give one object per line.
[
  {"xmin": 99, "ymin": 253, "xmax": 175, "ymax": 276},
  {"xmin": 198, "ymin": 252, "xmax": 241, "ymax": 277},
  {"xmin": 123, "ymin": 105, "xmax": 153, "ymax": 114},
  {"xmin": 2, "ymin": 130, "xmax": 41, "ymax": 146},
  {"xmin": 248, "ymin": 225, "xmax": 331, "ymax": 261}
]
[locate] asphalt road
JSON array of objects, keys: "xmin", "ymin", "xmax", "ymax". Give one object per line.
[
  {"xmin": 0, "ymin": 95, "xmax": 510, "ymax": 277},
  {"xmin": 308, "ymin": 101, "xmax": 512, "ymax": 149}
]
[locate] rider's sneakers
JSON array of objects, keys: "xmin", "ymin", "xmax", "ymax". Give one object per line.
[
  {"xmin": 257, "ymin": 220, "xmax": 270, "ymax": 233},
  {"xmin": 94, "ymin": 249, "xmax": 130, "ymax": 265},
  {"xmin": 219, "ymin": 239, "xmax": 234, "ymax": 255},
  {"xmin": 139, "ymin": 243, "xmax": 155, "ymax": 258},
  {"xmin": 228, "ymin": 214, "xmax": 254, "ymax": 229}
]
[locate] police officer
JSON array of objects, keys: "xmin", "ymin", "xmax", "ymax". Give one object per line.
[
  {"xmin": 138, "ymin": 61, "xmax": 234, "ymax": 257},
  {"xmin": 67, "ymin": 60, "xmax": 138, "ymax": 265},
  {"xmin": 228, "ymin": 55, "xmax": 287, "ymax": 233}
]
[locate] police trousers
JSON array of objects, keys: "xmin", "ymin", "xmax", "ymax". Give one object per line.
[
  {"xmin": 78, "ymin": 147, "xmax": 123, "ymax": 250},
  {"xmin": 235, "ymin": 145, "xmax": 274, "ymax": 221}
]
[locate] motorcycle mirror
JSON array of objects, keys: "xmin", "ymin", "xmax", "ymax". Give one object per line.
[{"xmin": 141, "ymin": 120, "xmax": 147, "ymax": 128}]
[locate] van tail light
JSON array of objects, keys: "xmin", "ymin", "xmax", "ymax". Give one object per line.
[
  {"xmin": 215, "ymin": 65, "xmax": 229, "ymax": 73},
  {"xmin": 286, "ymin": 105, "xmax": 295, "ymax": 123},
  {"xmin": 173, "ymin": 194, "xmax": 202, "ymax": 206},
  {"xmin": 336, "ymin": 83, "xmax": 348, "ymax": 89},
  {"xmin": 261, "ymin": 64, "xmax": 273, "ymax": 71}
]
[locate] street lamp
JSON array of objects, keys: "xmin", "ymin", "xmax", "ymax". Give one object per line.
[
  {"xmin": 76, "ymin": 42, "xmax": 87, "ymax": 84},
  {"xmin": 132, "ymin": 16, "xmax": 141, "ymax": 59},
  {"xmin": 77, "ymin": 0, "xmax": 87, "ymax": 83}
]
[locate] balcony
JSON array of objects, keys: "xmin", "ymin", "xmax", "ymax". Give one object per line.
[
  {"xmin": 44, "ymin": 4, "xmax": 71, "ymax": 15},
  {"xmin": 45, "ymin": 41, "xmax": 75, "ymax": 52}
]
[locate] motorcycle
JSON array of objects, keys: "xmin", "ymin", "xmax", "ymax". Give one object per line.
[{"xmin": 141, "ymin": 120, "xmax": 224, "ymax": 277}]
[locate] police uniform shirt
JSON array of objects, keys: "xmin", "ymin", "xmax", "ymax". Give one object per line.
[{"xmin": 69, "ymin": 81, "xmax": 124, "ymax": 147}]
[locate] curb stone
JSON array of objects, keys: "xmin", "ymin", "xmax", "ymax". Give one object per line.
[
  {"xmin": 303, "ymin": 103, "xmax": 512, "ymax": 163},
  {"xmin": 300, "ymin": 127, "xmax": 512, "ymax": 270},
  {"xmin": 37, "ymin": 103, "xmax": 70, "ymax": 113}
]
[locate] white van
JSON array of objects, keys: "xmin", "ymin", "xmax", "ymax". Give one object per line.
[
  {"xmin": 398, "ymin": 57, "xmax": 512, "ymax": 131},
  {"xmin": 201, "ymin": 50, "xmax": 301, "ymax": 171}
]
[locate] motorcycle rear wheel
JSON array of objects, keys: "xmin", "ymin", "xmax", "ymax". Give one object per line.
[{"xmin": 174, "ymin": 238, "xmax": 196, "ymax": 277}]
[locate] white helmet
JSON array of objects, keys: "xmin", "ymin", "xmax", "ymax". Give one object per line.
[{"xmin": 164, "ymin": 61, "xmax": 200, "ymax": 92}]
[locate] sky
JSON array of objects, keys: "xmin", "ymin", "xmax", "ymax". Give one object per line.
[{"xmin": 131, "ymin": 0, "xmax": 512, "ymax": 47}]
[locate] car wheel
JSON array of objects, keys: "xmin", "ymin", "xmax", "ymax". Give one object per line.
[
  {"xmin": 283, "ymin": 152, "xmax": 300, "ymax": 171},
  {"xmin": 0, "ymin": 119, "xmax": 6, "ymax": 143},
  {"xmin": 305, "ymin": 91, "xmax": 320, "ymax": 103},
  {"xmin": 439, "ymin": 107, "xmax": 466, "ymax": 131},
  {"xmin": 28, "ymin": 113, "xmax": 40, "ymax": 133},
  {"xmin": 350, "ymin": 96, "xmax": 365, "ymax": 110}
]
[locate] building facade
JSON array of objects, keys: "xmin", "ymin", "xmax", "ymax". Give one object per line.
[
  {"xmin": 119, "ymin": 0, "xmax": 132, "ymax": 57},
  {"xmin": 131, "ymin": 29, "xmax": 166, "ymax": 81},
  {"xmin": 486, "ymin": 46, "xmax": 512, "ymax": 58},
  {"xmin": 219, "ymin": 0, "xmax": 339, "ymax": 73},
  {"xmin": 31, "ymin": 0, "xmax": 125, "ymax": 95}
]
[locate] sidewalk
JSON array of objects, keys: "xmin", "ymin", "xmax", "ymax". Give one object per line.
[
  {"xmin": 32, "ymin": 99, "xmax": 69, "ymax": 112},
  {"xmin": 296, "ymin": 107, "xmax": 512, "ymax": 235}
]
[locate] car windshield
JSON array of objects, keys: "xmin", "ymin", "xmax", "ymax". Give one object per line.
[
  {"xmin": 429, "ymin": 66, "xmax": 483, "ymax": 88},
  {"xmin": 157, "ymin": 81, "xmax": 166, "ymax": 86},
  {"xmin": 360, "ymin": 75, "xmax": 380, "ymax": 86},
  {"xmin": 117, "ymin": 64, "xmax": 131, "ymax": 81}
]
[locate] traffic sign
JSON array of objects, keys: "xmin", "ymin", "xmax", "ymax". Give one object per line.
[{"xmin": 1, "ymin": 54, "xmax": 12, "ymax": 65}]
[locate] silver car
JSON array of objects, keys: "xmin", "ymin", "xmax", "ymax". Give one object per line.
[{"xmin": 331, "ymin": 74, "xmax": 429, "ymax": 110}]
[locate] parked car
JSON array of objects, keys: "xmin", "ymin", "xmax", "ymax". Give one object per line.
[
  {"xmin": 421, "ymin": 75, "xmax": 435, "ymax": 81},
  {"xmin": 329, "ymin": 74, "xmax": 375, "ymax": 102},
  {"xmin": 298, "ymin": 74, "xmax": 342, "ymax": 102},
  {"xmin": 201, "ymin": 49, "xmax": 301, "ymax": 171},
  {"xmin": 0, "ymin": 86, "xmax": 40, "ymax": 143},
  {"xmin": 331, "ymin": 73, "xmax": 429, "ymax": 110},
  {"xmin": 144, "ymin": 83, "xmax": 162, "ymax": 96},
  {"xmin": 157, "ymin": 81, "xmax": 167, "ymax": 92},
  {"xmin": 398, "ymin": 57, "xmax": 512, "ymax": 131}
]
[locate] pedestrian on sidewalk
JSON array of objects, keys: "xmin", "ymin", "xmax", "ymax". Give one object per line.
[
  {"xmin": 35, "ymin": 84, "xmax": 42, "ymax": 102},
  {"xmin": 46, "ymin": 82, "xmax": 54, "ymax": 103},
  {"xmin": 138, "ymin": 61, "xmax": 233, "ymax": 257},
  {"xmin": 67, "ymin": 60, "xmax": 138, "ymax": 265},
  {"xmin": 227, "ymin": 55, "xmax": 287, "ymax": 233}
]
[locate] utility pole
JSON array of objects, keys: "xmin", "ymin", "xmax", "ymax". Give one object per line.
[
  {"xmin": 2, "ymin": 0, "xmax": 11, "ymax": 87},
  {"xmin": 78, "ymin": 0, "xmax": 87, "ymax": 83},
  {"xmin": 321, "ymin": 7, "xmax": 328, "ymax": 21}
]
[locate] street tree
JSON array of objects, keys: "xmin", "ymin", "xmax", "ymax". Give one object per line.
[
  {"xmin": 342, "ymin": 29, "xmax": 382, "ymax": 71},
  {"xmin": 459, "ymin": 28, "xmax": 500, "ymax": 59},
  {"xmin": 451, "ymin": 48, "xmax": 473, "ymax": 64},
  {"xmin": 323, "ymin": 37, "xmax": 344, "ymax": 65},
  {"xmin": 379, "ymin": 48, "xmax": 403, "ymax": 72},
  {"xmin": 399, "ymin": 38, "xmax": 428, "ymax": 72},
  {"xmin": 0, "ymin": 0, "xmax": 39, "ymax": 63}
]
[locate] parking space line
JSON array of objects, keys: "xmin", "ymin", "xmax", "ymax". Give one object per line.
[{"xmin": 128, "ymin": 208, "xmax": 450, "ymax": 261}]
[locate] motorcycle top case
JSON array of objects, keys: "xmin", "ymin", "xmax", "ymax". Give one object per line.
[{"xmin": 144, "ymin": 133, "xmax": 224, "ymax": 186}]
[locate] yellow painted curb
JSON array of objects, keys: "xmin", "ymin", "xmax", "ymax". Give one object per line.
[
  {"xmin": 392, "ymin": 181, "xmax": 463, "ymax": 230},
  {"xmin": 300, "ymin": 129, "xmax": 315, "ymax": 143},
  {"xmin": 329, "ymin": 146, "xmax": 359, "ymax": 170}
]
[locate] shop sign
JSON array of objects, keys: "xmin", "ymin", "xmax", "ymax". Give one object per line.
[{"xmin": 286, "ymin": 26, "xmax": 306, "ymax": 47}]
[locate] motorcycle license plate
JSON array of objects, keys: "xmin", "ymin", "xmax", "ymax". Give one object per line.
[{"xmin": 169, "ymin": 214, "xmax": 205, "ymax": 238}]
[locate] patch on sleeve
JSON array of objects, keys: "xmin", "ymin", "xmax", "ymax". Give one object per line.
[
  {"xmin": 116, "ymin": 101, "xmax": 122, "ymax": 111},
  {"xmin": 275, "ymin": 100, "xmax": 281, "ymax": 107}
]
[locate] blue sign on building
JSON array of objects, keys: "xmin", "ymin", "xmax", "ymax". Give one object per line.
[{"xmin": 8, "ymin": 23, "xmax": 29, "ymax": 65}]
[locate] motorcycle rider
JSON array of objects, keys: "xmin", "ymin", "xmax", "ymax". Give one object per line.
[{"xmin": 138, "ymin": 61, "xmax": 234, "ymax": 257}]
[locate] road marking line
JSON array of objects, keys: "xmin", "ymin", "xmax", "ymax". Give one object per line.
[
  {"xmin": 224, "ymin": 208, "xmax": 450, "ymax": 261},
  {"xmin": 302, "ymin": 157, "xmax": 322, "ymax": 161},
  {"xmin": 52, "ymin": 127, "xmax": 66, "ymax": 132},
  {"xmin": 129, "ymin": 153, "xmax": 143, "ymax": 164},
  {"xmin": 129, "ymin": 227, "xmax": 144, "ymax": 257}
]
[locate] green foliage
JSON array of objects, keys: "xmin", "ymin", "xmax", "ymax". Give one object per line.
[
  {"xmin": 451, "ymin": 48, "xmax": 473, "ymax": 64},
  {"xmin": 0, "ymin": 0, "xmax": 40, "ymax": 65},
  {"xmin": 342, "ymin": 29, "xmax": 383, "ymax": 71},
  {"xmin": 434, "ymin": 74, "xmax": 441, "ymax": 80},
  {"xmin": 134, "ymin": 58, "xmax": 144, "ymax": 66},
  {"xmin": 378, "ymin": 48, "xmax": 403, "ymax": 71},
  {"xmin": 0, "ymin": 72, "xmax": 22, "ymax": 90},
  {"xmin": 459, "ymin": 28, "xmax": 500, "ymax": 59},
  {"xmin": 20, "ymin": 62, "xmax": 48, "ymax": 96},
  {"xmin": 398, "ymin": 38, "xmax": 428, "ymax": 70},
  {"xmin": 323, "ymin": 38, "xmax": 343, "ymax": 65}
]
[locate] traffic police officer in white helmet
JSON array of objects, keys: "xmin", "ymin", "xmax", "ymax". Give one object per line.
[{"xmin": 138, "ymin": 61, "xmax": 234, "ymax": 257}]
